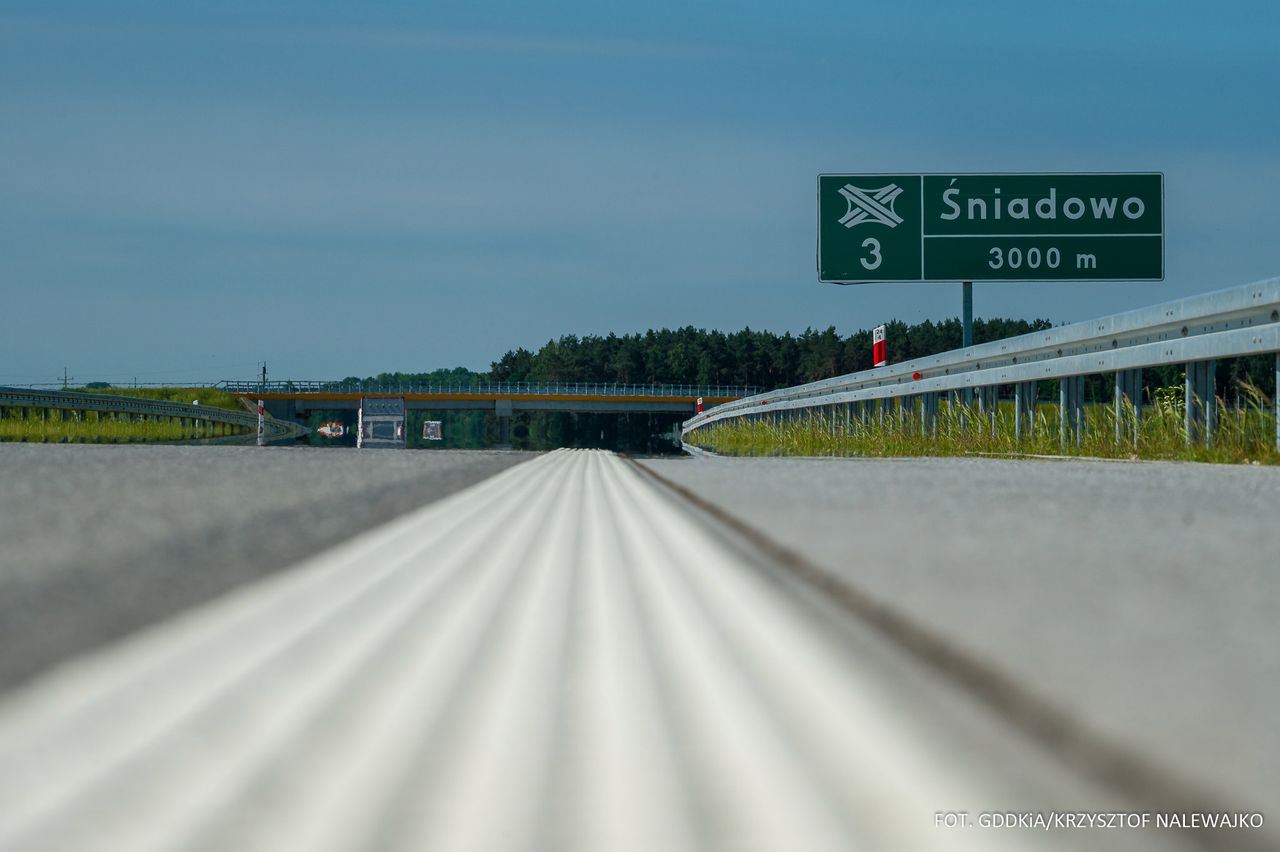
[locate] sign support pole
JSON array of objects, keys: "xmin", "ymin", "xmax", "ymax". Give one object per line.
[
  {"xmin": 962, "ymin": 281, "xmax": 973, "ymax": 347},
  {"xmin": 962, "ymin": 281, "xmax": 974, "ymax": 408}
]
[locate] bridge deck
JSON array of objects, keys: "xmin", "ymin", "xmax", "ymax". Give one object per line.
[{"xmin": 237, "ymin": 392, "xmax": 745, "ymax": 417}]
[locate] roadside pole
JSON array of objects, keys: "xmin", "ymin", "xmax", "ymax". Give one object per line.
[
  {"xmin": 257, "ymin": 400, "xmax": 265, "ymax": 447},
  {"xmin": 962, "ymin": 281, "xmax": 973, "ymax": 347},
  {"xmin": 962, "ymin": 282, "xmax": 974, "ymax": 406}
]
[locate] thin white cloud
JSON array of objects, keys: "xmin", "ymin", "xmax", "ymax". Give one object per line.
[
  {"xmin": 251, "ymin": 23, "xmax": 723, "ymax": 60},
  {"xmin": 0, "ymin": 13, "xmax": 729, "ymax": 61}
]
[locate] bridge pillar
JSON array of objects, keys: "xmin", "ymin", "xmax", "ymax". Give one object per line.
[{"xmin": 494, "ymin": 399, "xmax": 513, "ymax": 447}]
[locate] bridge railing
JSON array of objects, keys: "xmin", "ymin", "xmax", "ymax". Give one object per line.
[
  {"xmin": 221, "ymin": 381, "xmax": 760, "ymax": 398},
  {"xmin": 683, "ymin": 277, "xmax": 1280, "ymax": 450},
  {"xmin": 0, "ymin": 387, "xmax": 306, "ymax": 443}
]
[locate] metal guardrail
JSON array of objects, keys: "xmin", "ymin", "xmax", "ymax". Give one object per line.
[
  {"xmin": 684, "ymin": 277, "xmax": 1280, "ymax": 449},
  {"xmin": 220, "ymin": 381, "xmax": 759, "ymax": 398},
  {"xmin": 0, "ymin": 387, "xmax": 306, "ymax": 443}
]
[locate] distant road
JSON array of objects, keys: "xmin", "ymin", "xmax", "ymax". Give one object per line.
[
  {"xmin": 0, "ymin": 444, "xmax": 530, "ymax": 690},
  {"xmin": 642, "ymin": 453, "xmax": 1280, "ymax": 823}
]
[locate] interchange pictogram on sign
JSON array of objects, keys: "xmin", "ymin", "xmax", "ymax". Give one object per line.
[{"xmin": 838, "ymin": 183, "xmax": 904, "ymax": 229}]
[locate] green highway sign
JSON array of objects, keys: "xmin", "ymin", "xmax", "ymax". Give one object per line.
[{"xmin": 817, "ymin": 173, "xmax": 1163, "ymax": 283}]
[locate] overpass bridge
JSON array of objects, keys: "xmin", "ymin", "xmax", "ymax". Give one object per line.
[{"xmin": 222, "ymin": 381, "xmax": 758, "ymax": 437}]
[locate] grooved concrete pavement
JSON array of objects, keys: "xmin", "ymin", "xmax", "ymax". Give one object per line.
[
  {"xmin": 0, "ymin": 450, "xmax": 1190, "ymax": 852},
  {"xmin": 0, "ymin": 444, "xmax": 531, "ymax": 690}
]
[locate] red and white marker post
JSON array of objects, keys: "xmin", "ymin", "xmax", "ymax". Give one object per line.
[
  {"xmin": 256, "ymin": 400, "xmax": 266, "ymax": 447},
  {"xmin": 872, "ymin": 324, "xmax": 887, "ymax": 367},
  {"xmin": 696, "ymin": 396, "xmax": 704, "ymax": 413}
]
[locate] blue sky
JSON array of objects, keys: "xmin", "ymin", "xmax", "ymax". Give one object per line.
[{"xmin": 2, "ymin": 1, "xmax": 1277, "ymax": 384}]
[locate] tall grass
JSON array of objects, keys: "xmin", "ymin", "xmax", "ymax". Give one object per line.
[
  {"xmin": 686, "ymin": 385, "xmax": 1279, "ymax": 465},
  {"xmin": 0, "ymin": 409, "xmax": 238, "ymax": 443}
]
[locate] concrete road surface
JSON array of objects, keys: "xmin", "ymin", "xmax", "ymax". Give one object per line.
[
  {"xmin": 0, "ymin": 447, "xmax": 1271, "ymax": 850},
  {"xmin": 0, "ymin": 444, "xmax": 530, "ymax": 690},
  {"xmin": 643, "ymin": 453, "xmax": 1280, "ymax": 825}
]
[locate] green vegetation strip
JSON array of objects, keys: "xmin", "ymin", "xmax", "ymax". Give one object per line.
[
  {"xmin": 72, "ymin": 386, "xmax": 245, "ymax": 410},
  {"xmin": 686, "ymin": 387, "xmax": 1279, "ymax": 465},
  {"xmin": 0, "ymin": 410, "xmax": 242, "ymax": 444}
]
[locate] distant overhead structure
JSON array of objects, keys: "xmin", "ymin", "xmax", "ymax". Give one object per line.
[{"xmin": 357, "ymin": 397, "xmax": 406, "ymax": 449}]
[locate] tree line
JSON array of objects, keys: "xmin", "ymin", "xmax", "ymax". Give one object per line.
[
  {"xmin": 338, "ymin": 317, "xmax": 1274, "ymax": 410},
  {"xmin": 487, "ymin": 318, "xmax": 1053, "ymax": 389}
]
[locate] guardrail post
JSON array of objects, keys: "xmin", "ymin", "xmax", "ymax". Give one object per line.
[
  {"xmin": 920, "ymin": 392, "xmax": 938, "ymax": 437},
  {"xmin": 1059, "ymin": 375, "xmax": 1084, "ymax": 449},
  {"xmin": 949, "ymin": 390, "xmax": 964, "ymax": 434},
  {"xmin": 982, "ymin": 386, "xmax": 998, "ymax": 436},
  {"xmin": 1014, "ymin": 381, "xmax": 1037, "ymax": 441},
  {"xmin": 1184, "ymin": 360, "xmax": 1216, "ymax": 447},
  {"xmin": 1114, "ymin": 368, "xmax": 1142, "ymax": 446},
  {"xmin": 1014, "ymin": 383, "xmax": 1024, "ymax": 441},
  {"xmin": 1028, "ymin": 382, "xmax": 1039, "ymax": 437}
]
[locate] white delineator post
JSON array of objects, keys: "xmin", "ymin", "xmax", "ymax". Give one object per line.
[
  {"xmin": 873, "ymin": 325, "xmax": 887, "ymax": 367},
  {"xmin": 257, "ymin": 400, "xmax": 266, "ymax": 447}
]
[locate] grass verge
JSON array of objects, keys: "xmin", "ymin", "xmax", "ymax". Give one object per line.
[
  {"xmin": 0, "ymin": 409, "xmax": 241, "ymax": 443},
  {"xmin": 70, "ymin": 387, "xmax": 244, "ymax": 410},
  {"xmin": 686, "ymin": 388, "xmax": 1280, "ymax": 465}
]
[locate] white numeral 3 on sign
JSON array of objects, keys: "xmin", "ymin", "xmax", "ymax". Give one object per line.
[{"xmin": 860, "ymin": 237, "xmax": 882, "ymax": 270}]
